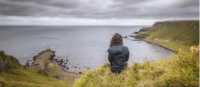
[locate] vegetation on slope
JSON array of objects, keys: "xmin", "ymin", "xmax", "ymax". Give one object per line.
[
  {"xmin": 74, "ymin": 49, "xmax": 199, "ymax": 87},
  {"xmin": 0, "ymin": 51, "xmax": 21, "ymax": 72},
  {"xmin": 0, "ymin": 51, "xmax": 69, "ymax": 87},
  {"xmin": 0, "ymin": 69, "xmax": 69, "ymax": 87},
  {"xmin": 74, "ymin": 20, "xmax": 199, "ymax": 87},
  {"xmin": 136, "ymin": 20, "xmax": 199, "ymax": 51}
]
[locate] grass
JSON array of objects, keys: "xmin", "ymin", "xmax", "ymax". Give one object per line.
[
  {"xmin": 144, "ymin": 20, "xmax": 199, "ymax": 51},
  {"xmin": 0, "ymin": 68, "xmax": 69, "ymax": 87},
  {"xmin": 0, "ymin": 51, "xmax": 69, "ymax": 87},
  {"xmin": 0, "ymin": 51, "xmax": 21, "ymax": 71},
  {"xmin": 74, "ymin": 49, "xmax": 199, "ymax": 87},
  {"xmin": 74, "ymin": 20, "xmax": 199, "ymax": 87}
]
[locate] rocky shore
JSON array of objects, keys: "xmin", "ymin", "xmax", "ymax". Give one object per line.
[
  {"xmin": 26, "ymin": 49, "xmax": 80, "ymax": 82},
  {"xmin": 0, "ymin": 49, "xmax": 80, "ymax": 86}
]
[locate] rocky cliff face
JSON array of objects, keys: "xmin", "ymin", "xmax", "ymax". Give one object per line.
[
  {"xmin": 29, "ymin": 49, "xmax": 65, "ymax": 79},
  {"xmin": 31, "ymin": 49, "xmax": 55, "ymax": 71}
]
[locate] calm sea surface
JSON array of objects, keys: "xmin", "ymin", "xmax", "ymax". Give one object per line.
[{"xmin": 0, "ymin": 26, "xmax": 172, "ymax": 72}]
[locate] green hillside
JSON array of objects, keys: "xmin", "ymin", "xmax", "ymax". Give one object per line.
[
  {"xmin": 73, "ymin": 20, "xmax": 199, "ymax": 87},
  {"xmin": 141, "ymin": 20, "xmax": 199, "ymax": 51},
  {"xmin": 0, "ymin": 51, "xmax": 69, "ymax": 87}
]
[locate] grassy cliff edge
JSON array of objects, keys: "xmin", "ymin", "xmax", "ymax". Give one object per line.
[
  {"xmin": 135, "ymin": 20, "xmax": 199, "ymax": 51},
  {"xmin": 0, "ymin": 51, "xmax": 69, "ymax": 87},
  {"xmin": 73, "ymin": 20, "xmax": 199, "ymax": 87}
]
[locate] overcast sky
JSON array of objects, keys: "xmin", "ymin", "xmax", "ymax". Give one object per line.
[{"xmin": 0, "ymin": 0, "xmax": 199, "ymax": 25}]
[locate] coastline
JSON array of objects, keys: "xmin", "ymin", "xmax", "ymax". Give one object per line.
[
  {"xmin": 131, "ymin": 20, "xmax": 199, "ymax": 53},
  {"xmin": 136, "ymin": 38, "xmax": 177, "ymax": 53},
  {"xmin": 0, "ymin": 20, "xmax": 198, "ymax": 87},
  {"xmin": 129, "ymin": 32, "xmax": 177, "ymax": 53},
  {"xmin": 73, "ymin": 20, "xmax": 199, "ymax": 87}
]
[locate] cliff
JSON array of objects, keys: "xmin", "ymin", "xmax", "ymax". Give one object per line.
[
  {"xmin": 73, "ymin": 20, "xmax": 199, "ymax": 87},
  {"xmin": 0, "ymin": 50, "xmax": 70, "ymax": 87},
  {"xmin": 134, "ymin": 20, "xmax": 199, "ymax": 51}
]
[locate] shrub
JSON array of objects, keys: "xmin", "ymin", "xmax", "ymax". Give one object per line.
[{"xmin": 0, "ymin": 51, "xmax": 21, "ymax": 71}]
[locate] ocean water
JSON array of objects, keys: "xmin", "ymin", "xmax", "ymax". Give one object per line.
[{"xmin": 0, "ymin": 26, "xmax": 172, "ymax": 72}]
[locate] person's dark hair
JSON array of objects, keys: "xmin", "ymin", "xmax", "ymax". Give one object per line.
[{"xmin": 110, "ymin": 33, "xmax": 123, "ymax": 47}]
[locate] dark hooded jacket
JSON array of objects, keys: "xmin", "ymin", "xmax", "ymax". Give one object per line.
[{"xmin": 108, "ymin": 45, "xmax": 129, "ymax": 73}]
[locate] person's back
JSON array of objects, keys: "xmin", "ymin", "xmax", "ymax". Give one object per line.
[{"xmin": 108, "ymin": 33, "xmax": 129, "ymax": 73}]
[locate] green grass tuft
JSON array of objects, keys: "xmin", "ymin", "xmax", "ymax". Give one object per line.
[{"xmin": 74, "ymin": 50, "xmax": 199, "ymax": 87}]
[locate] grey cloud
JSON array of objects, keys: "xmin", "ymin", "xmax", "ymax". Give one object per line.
[
  {"xmin": 108, "ymin": 0, "xmax": 199, "ymax": 19},
  {"xmin": 0, "ymin": 0, "xmax": 198, "ymax": 19},
  {"xmin": 7, "ymin": 0, "xmax": 79, "ymax": 8},
  {"xmin": 0, "ymin": 0, "xmax": 79, "ymax": 16},
  {"xmin": 0, "ymin": 1, "xmax": 44, "ymax": 16}
]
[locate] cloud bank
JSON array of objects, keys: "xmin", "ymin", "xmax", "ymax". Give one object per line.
[
  {"xmin": 0, "ymin": 16, "xmax": 159, "ymax": 25},
  {"xmin": 0, "ymin": 0, "xmax": 198, "ymax": 25}
]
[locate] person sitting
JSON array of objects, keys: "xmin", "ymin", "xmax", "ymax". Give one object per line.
[{"xmin": 108, "ymin": 33, "xmax": 129, "ymax": 73}]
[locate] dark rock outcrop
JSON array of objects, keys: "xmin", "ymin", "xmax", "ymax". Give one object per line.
[{"xmin": 28, "ymin": 49, "xmax": 66, "ymax": 79}]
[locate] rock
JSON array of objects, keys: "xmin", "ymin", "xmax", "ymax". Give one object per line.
[
  {"xmin": 30, "ymin": 49, "xmax": 65, "ymax": 79},
  {"xmin": 78, "ymin": 72, "xmax": 82, "ymax": 74},
  {"xmin": 31, "ymin": 49, "xmax": 55, "ymax": 71},
  {"xmin": 45, "ymin": 62, "xmax": 64, "ymax": 79},
  {"xmin": 138, "ymin": 27, "xmax": 151, "ymax": 32}
]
